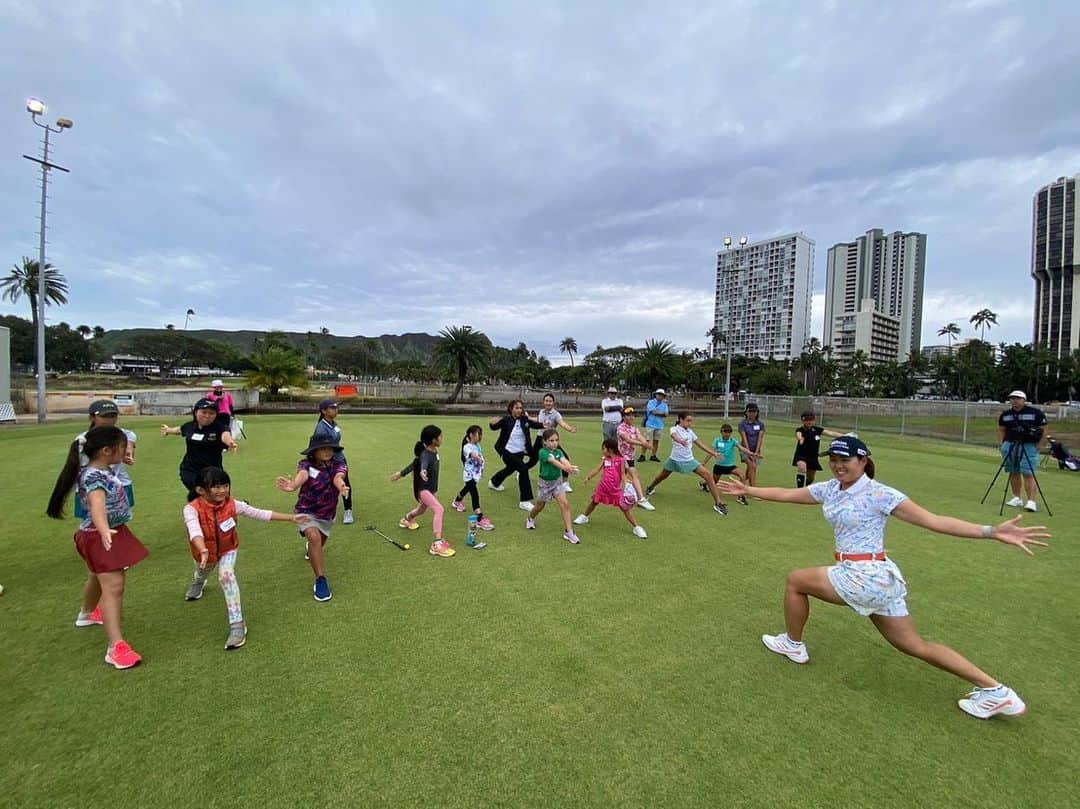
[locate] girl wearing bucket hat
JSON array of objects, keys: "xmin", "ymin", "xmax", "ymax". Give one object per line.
[
  {"xmin": 718, "ymin": 435, "xmax": 1050, "ymax": 720},
  {"xmin": 276, "ymin": 435, "xmax": 350, "ymax": 602}
]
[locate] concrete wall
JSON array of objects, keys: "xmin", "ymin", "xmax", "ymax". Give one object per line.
[{"xmin": 22, "ymin": 387, "xmax": 260, "ymax": 416}]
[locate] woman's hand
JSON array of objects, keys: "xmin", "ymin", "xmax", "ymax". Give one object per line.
[
  {"xmin": 717, "ymin": 476, "xmax": 749, "ymax": 497},
  {"xmin": 992, "ymin": 515, "xmax": 1050, "ymax": 556},
  {"xmin": 275, "ymin": 476, "xmax": 295, "ymax": 492},
  {"xmin": 390, "ymin": 472, "xmax": 402, "ymax": 482}
]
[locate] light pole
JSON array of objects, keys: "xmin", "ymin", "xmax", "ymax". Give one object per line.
[
  {"xmin": 719, "ymin": 235, "xmax": 748, "ymax": 418},
  {"xmin": 23, "ymin": 97, "xmax": 72, "ymax": 423}
]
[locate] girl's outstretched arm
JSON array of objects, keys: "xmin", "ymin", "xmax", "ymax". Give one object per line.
[
  {"xmin": 891, "ymin": 501, "xmax": 1050, "ymax": 556},
  {"xmin": 551, "ymin": 456, "xmax": 580, "ymax": 475},
  {"xmin": 717, "ymin": 477, "xmax": 816, "ymax": 504},
  {"xmin": 276, "ymin": 469, "xmax": 308, "ymax": 493},
  {"xmin": 160, "ymin": 424, "xmax": 181, "ymax": 436},
  {"xmin": 582, "ymin": 462, "xmax": 604, "ymax": 482},
  {"xmin": 558, "ymin": 417, "xmax": 578, "ymax": 433}
]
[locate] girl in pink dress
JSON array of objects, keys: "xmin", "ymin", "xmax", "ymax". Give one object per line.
[{"xmin": 572, "ymin": 439, "xmax": 648, "ymax": 538}]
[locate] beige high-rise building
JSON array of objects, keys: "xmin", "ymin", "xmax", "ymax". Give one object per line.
[{"xmin": 823, "ymin": 228, "xmax": 926, "ymax": 361}]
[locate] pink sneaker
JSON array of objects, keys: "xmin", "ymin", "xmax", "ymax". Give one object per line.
[
  {"xmin": 75, "ymin": 606, "xmax": 103, "ymax": 627},
  {"xmin": 525, "ymin": 517, "xmax": 536, "ymax": 529},
  {"xmin": 563, "ymin": 531, "xmax": 581, "ymax": 544},
  {"xmin": 429, "ymin": 540, "xmax": 456, "ymax": 558},
  {"xmin": 477, "ymin": 517, "xmax": 494, "ymax": 531},
  {"xmin": 452, "ymin": 500, "xmax": 466, "ymax": 512},
  {"xmin": 105, "ymin": 640, "xmax": 142, "ymax": 670}
]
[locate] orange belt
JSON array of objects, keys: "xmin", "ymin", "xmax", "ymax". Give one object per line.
[{"xmin": 834, "ymin": 551, "xmax": 887, "ymax": 562}]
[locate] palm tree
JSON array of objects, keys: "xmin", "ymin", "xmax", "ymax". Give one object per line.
[
  {"xmin": 706, "ymin": 326, "xmax": 724, "ymax": 357},
  {"xmin": 969, "ymin": 309, "xmax": 998, "ymax": 342},
  {"xmin": 1, "ymin": 258, "xmax": 70, "ymax": 349},
  {"xmin": 559, "ymin": 337, "xmax": 578, "ymax": 368},
  {"xmin": 184, "ymin": 308, "xmax": 195, "ymax": 329},
  {"xmin": 76, "ymin": 324, "xmax": 92, "ymax": 339},
  {"xmin": 246, "ymin": 346, "xmax": 309, "ymax": 394},
  {"xmin": 937, "ymin": 322, "xmax": 961, "ymax": 354},
  {"xmin": 631, "ymin": 338, "xmax": 681, "ymax": 392},
  {"xmin": 432, "ymin": 325, "xmax": 492, "ymax": 404},
  {"xmin": 92, "ymin": 325, "xmax": 106, "ymax": 340}
]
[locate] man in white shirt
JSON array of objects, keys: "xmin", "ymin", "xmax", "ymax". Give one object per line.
[{"xmin": 601, "ymin": 386, "xmax": 624, "ymax": 441}]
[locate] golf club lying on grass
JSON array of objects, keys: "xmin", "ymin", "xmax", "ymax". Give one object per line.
[{"xmin": 364, "ymin": 524, "xmax": 410, "ymax": 551}]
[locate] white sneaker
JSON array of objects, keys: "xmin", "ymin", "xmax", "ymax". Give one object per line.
[
  {"xmin": 1006, "ymin": 496, "xmax": 1023, "ymax": 507},
  {"xmin": 518, "ymin": 501, "xmax": 534, "ymax": 511},
  {"xmin": 761, "ymin": 632, "xmax": 809, "ymax": 664},
  {"xmin": 1024, "ymin": 500, "xmax": 1038, "ymax": 512},
  {"xmin": 342, "ymin": 509, "xmax": 354, "ymax": 524},
  {"xmin": 488, "ymin": 481, "xmax": 505, "ymax": 492},
  {"xmin": 958, "ymin": 685, "xmax": 1026, "ymax": 719},
  {"xmin": 637, "ymin": 498, "xmax": 655, "ymax": 511},
  {"xmin": 573, "ymin": 514, "xmax": 589, "ymax": 525},
  {"xmin": 564, "ymin": 484, "xmax": 573, "ymax": 492},
  {"xmin": 632, "ymin": 525, "xmax": 647, "ymax": 539}
]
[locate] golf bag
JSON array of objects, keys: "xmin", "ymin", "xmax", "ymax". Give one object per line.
[{"xmin": 1048, "ymin": 437, "xmax": 1080, "ymax": 471}]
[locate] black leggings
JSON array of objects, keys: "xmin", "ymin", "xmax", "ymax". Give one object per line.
[
  {"xmin": 342, "ymin": 470, "xmax": 353, "ymax": 510},
  {"xmin": 490, "ymin": 451, "xmax": 535, "ymax": 501},
  {"xmin": 456, "ymin": 480, "xmax": 481, "ymax": 511}
]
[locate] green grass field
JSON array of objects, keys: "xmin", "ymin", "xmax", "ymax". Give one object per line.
[{"xmin": 2, "ymin": 415, "xmax": 1077, "ymax": 808}]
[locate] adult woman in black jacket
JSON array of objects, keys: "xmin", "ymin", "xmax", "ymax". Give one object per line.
[{"xmin": 488, "ymin": 399, "xmax": 544, "ymax": 509}]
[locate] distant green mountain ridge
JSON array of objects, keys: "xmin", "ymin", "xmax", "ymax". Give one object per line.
[{"xmin": 97, "ymin": 328, "xmax": 439, "ymax": 362}]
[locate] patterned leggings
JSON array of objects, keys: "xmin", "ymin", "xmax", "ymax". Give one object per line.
[{"xmin": 189, "ymin": 549, "xmax": 243, "ymax": 624}]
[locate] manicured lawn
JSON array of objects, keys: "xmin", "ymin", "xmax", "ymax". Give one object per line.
[{"xmin": 2, "ymin": 414, "xmax": 1077, "ymax": 808}]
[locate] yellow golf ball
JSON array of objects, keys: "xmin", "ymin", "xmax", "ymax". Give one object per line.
[{"xmin": 404, "ymin": 544, "xmax": 410, "ymax": 550}]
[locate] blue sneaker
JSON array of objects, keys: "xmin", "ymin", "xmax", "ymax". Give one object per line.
[{"xmin": 313, "ymin": 576, "xmax": 332, "ymax": 602}]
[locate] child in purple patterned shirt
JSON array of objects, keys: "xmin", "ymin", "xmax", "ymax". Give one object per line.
[{"xmin": 276, "ymin": 435, "xmax": 349, "ymax": 602}]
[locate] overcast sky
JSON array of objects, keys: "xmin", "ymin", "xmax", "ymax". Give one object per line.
[{"xmin": 2, "ymin": 0, "xmax": 1078, "ymax": 364}]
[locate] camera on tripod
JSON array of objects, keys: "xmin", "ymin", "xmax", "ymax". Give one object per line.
[{"xmin": 1007, "ymin": 424, "xmax": 1043, "ymax": 444}]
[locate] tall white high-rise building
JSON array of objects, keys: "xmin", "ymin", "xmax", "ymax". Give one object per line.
[
  {"xmin": 712, "ymin": 233, "xmax": 814, "ymax": 362},
  {"xmin": 823, "ymin": 228, "xmax": 926, "ymax": 361}
]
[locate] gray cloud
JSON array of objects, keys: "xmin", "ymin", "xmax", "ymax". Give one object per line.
[{"xmin": 2, "ymin": 0, "xmax": 1078, "ymax": 361}]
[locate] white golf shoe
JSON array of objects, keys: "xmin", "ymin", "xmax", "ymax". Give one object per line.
[
  {"xmin": 1006, "ymin": 496, "xmax": 1023, "ymax": 507},
  {"xmin": 761, "ymin": 632, "xmax": 809, "ymax": 664},
  {"xmin": 958, "ymin": 685, "xmax": 1026, "ymax": 719}
]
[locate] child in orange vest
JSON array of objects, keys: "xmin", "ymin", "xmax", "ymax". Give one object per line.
[{"xmin": 183, "ymin": 467, "xmax": 300, "ymax": 649}]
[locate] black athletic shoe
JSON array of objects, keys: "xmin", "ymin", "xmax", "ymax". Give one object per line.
[
  {"xmin": 649, "ymin": 455, "xmax": 661, "ymax": 462},
  {"xmin": 638, "ymin": 454, "xmax": 647, "ymax": 462}
]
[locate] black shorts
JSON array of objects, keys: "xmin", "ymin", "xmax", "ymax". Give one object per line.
[
  {"xmin": 792, "ymin": 452, "xmax": 822, "ymax": 471},
  {"xmin": 625, "ymin": 458, "xmax": 636, "ymax": 469},
  {"xmin": 712, "ymin": 464, "xmax": 736, "ymax": 475}
]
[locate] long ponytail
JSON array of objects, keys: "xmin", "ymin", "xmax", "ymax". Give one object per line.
[{"xmin": 47, "ymin": 426, "xmax": 127, "ymax": 518}]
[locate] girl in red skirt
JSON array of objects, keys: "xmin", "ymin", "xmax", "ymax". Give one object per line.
[
  {"xmin": 47, "ymin": 426, "xmax": 148, "ymax": 669},
  {"xmin": 573, "ymin": 439, "xmax": 649, "ymax": 538}
]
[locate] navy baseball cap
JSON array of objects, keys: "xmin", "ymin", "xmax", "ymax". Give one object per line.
[
  {"xmin": 318, "ymin": 398, "xmax": 338, "ymax": 411},
  {"xmin": 88, "ymin": 399, "xmax": 119, "ymax": 416},
  {"xmin": 193, "ymin": 397, "xmax": 219, "ymax": 411},
  {"xmin": 820, "ymin": 435, "xmax": 870, "ymax": 458}
]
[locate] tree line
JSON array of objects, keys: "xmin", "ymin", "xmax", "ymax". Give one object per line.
[{"xmin": 4, "ymin": 257, "xmax": 1071, "ymax": 402}]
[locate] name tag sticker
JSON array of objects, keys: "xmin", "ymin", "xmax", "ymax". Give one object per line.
[
  {"xmin": 308, "ymin": 468, "xmax": 320, "ymax": 479},
  {"xmin": 191, "ymin": 433, "xmax": 205, "ymax": 441},
  {"xmin": 219, "ymin": 517, "xmax": 236, "ymax": 532}
]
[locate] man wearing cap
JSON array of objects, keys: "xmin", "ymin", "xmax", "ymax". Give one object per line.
[
  {"xmin": 997, "ymin": 391, "xmax": 1046, "ymax": 512},
  {"xmin": 601, "ymin": 386, "xmax": 624, "ymax": 441},
  {"xmin": 640, "ymin": 389, "xmax": 669, "ymax": 462}
]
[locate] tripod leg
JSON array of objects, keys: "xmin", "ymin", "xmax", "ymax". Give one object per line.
[{"xmin": 980, "ymin": 449, "xmax": 1012, "ymax": 512}]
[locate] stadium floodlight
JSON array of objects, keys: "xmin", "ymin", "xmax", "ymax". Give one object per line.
[{"xmin": 26, "ymin": 97, "xmax": 45, "ymax": 115}]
